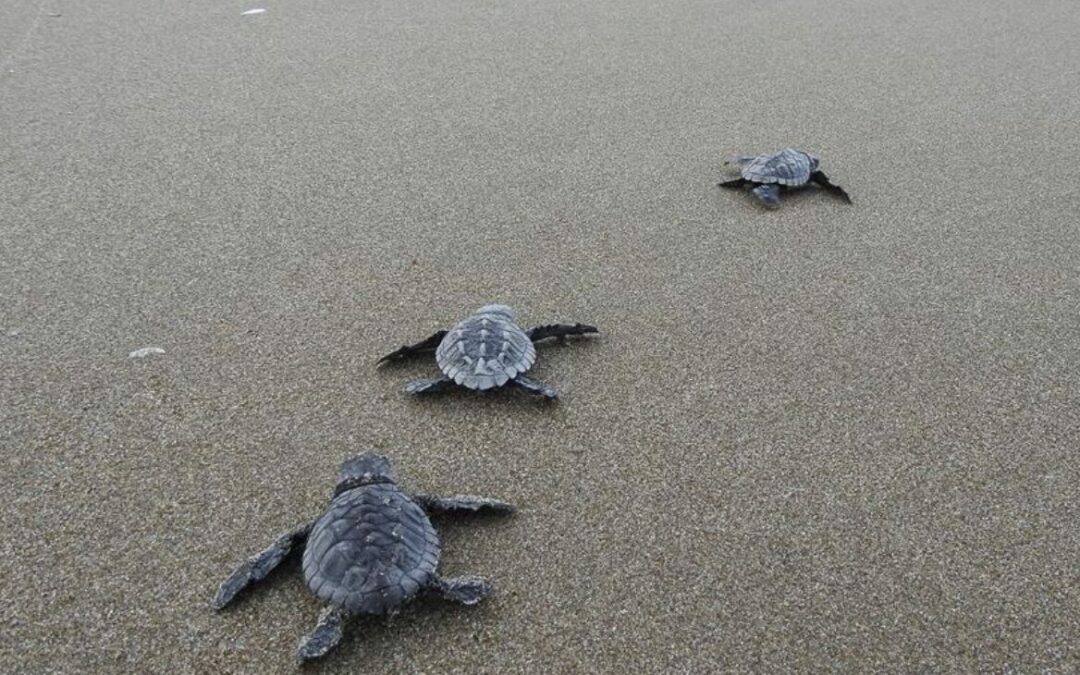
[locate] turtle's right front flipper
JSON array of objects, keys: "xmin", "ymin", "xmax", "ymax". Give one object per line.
[
  {"xmin": 376, "ymin": 330, "xmax": 448, "ymax": 365},
  {"xmin": 810, "ymin": 171, "xmax": 852, "ymax": 204},
  {"xmin": 413, "ymin": 494, "xmax": 516, "ymax": 515},
  {"xmin": 212, "ymin": 519, "xmax": 315, "ymax": 610},
  {"xmin": 526, "ymin": 323, "xmax": 598, "ymax": 342}
]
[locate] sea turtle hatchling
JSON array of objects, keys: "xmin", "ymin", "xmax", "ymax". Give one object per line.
[
  {"xmin": 718, "ymin": 148, "xmax": 852, "ymax": 208},
  {"xmin": 377, "ymin": 304, "xmax": 598, "ymax": 399},
  {"xmin": 213, "ymin": 454, "xmax": 514, "ymax": 664}
]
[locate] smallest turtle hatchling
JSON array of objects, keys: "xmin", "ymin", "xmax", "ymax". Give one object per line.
[
  {"xmin": 377, "ymin": 304, "xmax": 598, "ymax": 400},
  {"xmin": 213, "ymin": 454, "xmax": 514, "ymax": 664},
  {"xmin": 718, "ymin": 148, "xmax": 852, "ymax": 208}
]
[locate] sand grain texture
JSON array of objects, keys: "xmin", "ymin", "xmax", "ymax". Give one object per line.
[{"xmin": 2, "ymin": 0, "xmax": 1078, "ymax": 672}]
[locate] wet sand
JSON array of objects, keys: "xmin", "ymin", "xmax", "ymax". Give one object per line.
[{"xmin": 2, "ymin": 0, "xmax": 1078, "ymax": 672}]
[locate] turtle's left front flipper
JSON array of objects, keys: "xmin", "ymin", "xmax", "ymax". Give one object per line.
[
  {"xmin": 718, "ymin": 178, "xmax": 750, "ymax": 189},
  {"xmin": 414, "ymin": 494, "xmax": 515, "ymax": 515},
  {"xmin": 212, "ymin": 519, "xmax": 315, "ymax": 610},
  {"xmin": 526, "ymin": 323, "xmax": 598, "ymax": 342},
  {"xmin": 377, "ymin": 330, "xmax": 448, "ymax": 365},
  {"xmin": 811, "ymin": 171, "xmax": 852, "ymax": 204}
]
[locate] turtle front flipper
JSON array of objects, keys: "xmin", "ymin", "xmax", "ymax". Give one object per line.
[
  {"xmin": 295, "ymin": 605, "xmax": 349, "ymax": 664},
  {"xmin": 430, "ymin": 575, "xmax": 493, "ymax": 606},
  {"xmin": 718, "ymin": 178, "xmax": 749, "ymax": 190},
  {"xmin": 751, "ymin": 184, "xmax": 781, "ymax": 208},
  {"xmin": 213, "ymin": 519, "xmax": 315, "ymax": 610},
  {"xmin": 377, "ymin": 330, "xmax": 449, "ymax": 365},
  {"xmin": 728, "ymin": 155, "xmax": 756, "ymax": 166},
  {"xmin": 511, "ymin": 375, "xmax": 558, "ymax": 400},
  {"xmin": 413, "ymin": 494, "xmax": 515, "ymax": 515},
  {"xmin": 810, "ymin": 170, "xmax": 852, "ymax": 204},
  {"xmin": 526, "ymin": 323, "xmax": 599, "ymax": 342},
  {"xmin": 405, "ymin": 376, "xmax": 456, "ymax": 395}
]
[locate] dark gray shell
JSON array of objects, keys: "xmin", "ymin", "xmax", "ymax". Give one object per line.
[
  {"xmin": 435, "ymin": 307, "xmax": 536, "ymax": 390},
  {"xmin": 740, "ymin": 148, "xmax": 819, "ymax": 186},
  {"xmin": 301, "ymin": 483, "xmax": 439, "ymax": 615}
]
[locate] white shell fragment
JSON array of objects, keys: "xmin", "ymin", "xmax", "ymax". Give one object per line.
[
  {"xmin": 128, "ymin": 347, "xmax": 166, "ymax": 359},
  {"xmin": 241, "ymin": 8, "xmax": 267, "ymax": 15}
]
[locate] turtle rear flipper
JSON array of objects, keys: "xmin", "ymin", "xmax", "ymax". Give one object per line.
[
  {"xmin": 511, "ymin": 375, "xmax": 558, "ymax": 400},
  {"xmin": 295, "ymin": 606, "xmax": 349, "ymax": 664},
  {"xmin": 406, "ymin": 376, "xmax": 456, "ymax": 395},
  {"xmin": 751, "ymin": 184, "xmax": 781, "ymax": 208}
]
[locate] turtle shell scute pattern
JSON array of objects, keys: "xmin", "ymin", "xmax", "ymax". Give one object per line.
[
  {"xmin": 435, "ymin": 313, "xmax": 536, "ymax": 390},
  {"xmin": 302, "ymin": 483, "xmax": 440, "ymax": 615},
  {"xmin": 741, "ymin": 148, "xmax": 815, "ymax": 186}
]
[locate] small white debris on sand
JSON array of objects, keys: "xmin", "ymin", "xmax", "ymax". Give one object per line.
[
  {"xmin": 241, "ymin": 8, "xmax": 266, "ymax": 15},
  {"xmin": 128, "ymin": 347, "xmax": 166, "ymax": 359}
]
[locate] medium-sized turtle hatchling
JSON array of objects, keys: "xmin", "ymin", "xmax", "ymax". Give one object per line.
[
  {"xmin": 718, "ymin": 148, "xmax": 852, "ymax": 208},
  {"xmin": 213, "ymin": 454, "xmax": 514, "ymax": 664},
  {"xmin": 377, "ymin": 304, "xmax": 598, "ymax": 400}
]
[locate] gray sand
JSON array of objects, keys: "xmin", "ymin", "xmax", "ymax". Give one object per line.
[{"xmin": 2, "ymin": 0, "xmax": 1078, "ymax": 672}]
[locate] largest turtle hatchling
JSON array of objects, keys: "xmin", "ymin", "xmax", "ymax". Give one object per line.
[
  {"xmin": 377, "ymin": 304, "xmax": 598, "ymax": 399},
  {"xmin": 213, "ymin": 454, "xmax": 514, "ymax": 664},
  {"xmin": 718, "ymin": 148, "xmax": 852, "ymax": 208}
]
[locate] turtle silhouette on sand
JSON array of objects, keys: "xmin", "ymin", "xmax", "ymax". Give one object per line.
[
  {"xmin": 378, "ymin": 304, "xmax": 598, "ymax": 400},
  {"xmin": 213, "ymin": 454, "xmax": 514, "ymax": 664},
  {"xmin": 719, "ymin": 148, "xmax": 852, "ymax": 208}
]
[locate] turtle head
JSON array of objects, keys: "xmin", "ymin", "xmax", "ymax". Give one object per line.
[
  {"xmin": 805, "ymin": 152, "xmax": 821, "ymax": 172},
  {"xmin": 476, "ymin": 304, "xmax": 515, "ymax": 320},
  {"xmin": 334, "ymin": 454, "xmax": 396, "ymax": 495}
]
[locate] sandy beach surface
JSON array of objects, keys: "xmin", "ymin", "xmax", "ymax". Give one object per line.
[{"xmin": 2, "ymin": 0, "xmax": 1078, "ymax": 672}]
